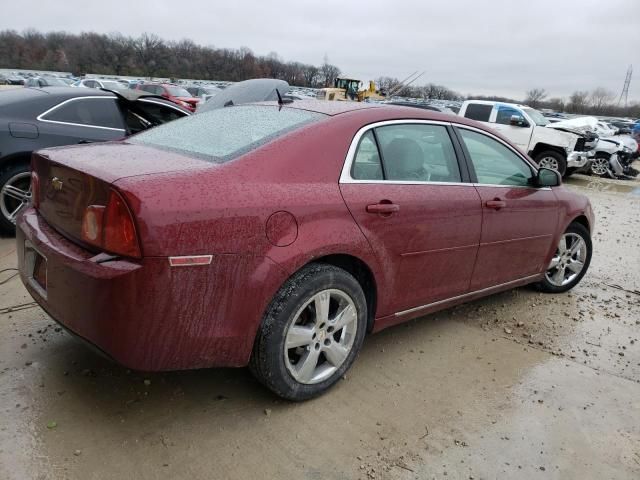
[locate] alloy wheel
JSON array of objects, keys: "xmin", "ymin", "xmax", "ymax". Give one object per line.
[
  {"xmin": 284, "ymin": 289, "xmax": 358, "ymax": 385},
  {"xmin": 538, "ymin": 156, "xmax": 559, "ymax": 171},
  {"xmin": 0, "ymin": 172, "xmax": 31, "ymax": 225},
  {"xmin": 590, "ymin": 157, "xmax": 609, "ymax": 176},
  {"xmin": 545, "ymin": 233, "xmax": 588, "ymax": 287}
]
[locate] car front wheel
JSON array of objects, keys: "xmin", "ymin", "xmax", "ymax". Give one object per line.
[
  {"xmin": 536, "ymin": 222, "xmax": 592, "ymax": 293},
  {"xmin": 535, "ymin": 150, "xmax": 567, "ymax": 177},
  {"xmin": 250, "ymin": 263, "xmax": 367, "ymax": 401}
]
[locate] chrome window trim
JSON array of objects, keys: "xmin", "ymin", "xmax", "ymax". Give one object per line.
[
  {"xmin": 37, "ymin": 96, "xmax": 126, "ymax": 132},
  {"xmin": 340, "ymin": 119, "xmax": 469, "ymax": 185},
  {"xmin": 395, "ymin": 273, "xmax": 541, "ymax": 317}
]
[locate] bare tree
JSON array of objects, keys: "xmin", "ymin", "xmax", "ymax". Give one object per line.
[
  {"xmin": 525, "ymin": 88, "xmax": 547, "ymax": 108},
  {"xmin": 589, "ymin": 87, "xmax": 615, "ymax": 114},
  {"xmin": 568, "ymin": 91, "xmax": 590, "ymax": 114},
  {"xmin": 319, "ymin": 61, "xmax": 341, "ymax": 87}
]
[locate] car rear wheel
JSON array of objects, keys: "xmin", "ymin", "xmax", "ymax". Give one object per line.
[
  {"xmin": 0, "ymin": 163, "xmax": 31, "ymax": 235},
  {"xmin": 250, "ymin": 263, "xmax": 367, "ymax": 401},
  {"xmin": 536, "ymin": 222, "xmax": 591, "ymax": 293},
  {"xmin": 534, "ymin": 151, "xmax": 567, "ymax": 177}
]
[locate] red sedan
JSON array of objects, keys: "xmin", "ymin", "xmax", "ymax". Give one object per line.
[
  {"xmin": 17, "ymin": 101, "xmax": 594, "ymax": 400},
  {"xmin": 135, "ymin": 83, "xmax": 199, "ymax": 112}
]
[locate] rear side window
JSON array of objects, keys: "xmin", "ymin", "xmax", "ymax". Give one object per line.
[
  {"xmin": 463, "ymin": 103, "xmax": 492, "ymax": 122},
  {"xmin": 376, "ymin": 124, "xmax": 461, "ymax": 182},
  {"xmin": 131, "ymin": 105, "xmax": 325, "ymax": 163},
  {"xmin": 41, "ymin": 98, "xmax": 125, "ymax": 130}
]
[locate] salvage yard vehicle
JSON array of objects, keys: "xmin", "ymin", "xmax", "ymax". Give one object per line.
[
  {"xmin": 24, "ymin": 76, "xmax": 70, "ymax": 88},
  {"xmin": 548, "ymin": 116, "xmax": 638, "ymax": 179},
  {"xmin": 135, "ymin": 82, "xmax": 200, "ymax": 112},
  {"xmin": 458, "ymin": 100, "xmax": 594, "ymax": 176},
  {"xmin": 73, "ymin": 78, "xmax": 125, "ymax": 90},
  {"xmin": 17, "ymin": 101, "xmax": 594, "ymax": 401},
  {"xmin": 0, "ymin": 87, "xmax": 190, "ymax": 233}
]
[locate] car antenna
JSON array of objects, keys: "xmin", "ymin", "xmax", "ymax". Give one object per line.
[{"xmin": 276, "ymin": 88, "xmax": 293, "ymax": 109}]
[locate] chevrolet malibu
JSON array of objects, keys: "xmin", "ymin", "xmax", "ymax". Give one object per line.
[{"xmin": 17, "ymin": 101, "xmax": 594, "ymax": 400}]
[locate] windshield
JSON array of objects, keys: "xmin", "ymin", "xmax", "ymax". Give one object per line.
[
  {"xmin": 522, "ymin": 107, "xmax": 549, "ymax": 126},
  {"xmin": 46, "ymin": 77, "xmax": 69, "ymax": 86},
  {"xmin": 166, "ymin": 86, "xmax": 193, "ymax": 97},
  {"xmin": 131, "ymin": 105, "xmax": 325, "ymax": 163}
]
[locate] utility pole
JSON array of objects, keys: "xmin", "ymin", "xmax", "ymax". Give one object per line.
[{"xmin": 617, "ymin": 65, "xmax": 632, "ymax": 108}]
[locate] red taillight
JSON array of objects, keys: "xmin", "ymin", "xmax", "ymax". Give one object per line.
[
  {"xmin": 80, "ymin": 190, "xmax": 141, "ymax": 259},
  {"xmin": 31, "ymin": 171, "xmax": 40, "ymax": 209}
]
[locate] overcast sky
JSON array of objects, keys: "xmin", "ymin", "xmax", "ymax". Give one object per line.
[{"xmin": 3, "ymin": 0, "xmax": 638, "ymax": 101}]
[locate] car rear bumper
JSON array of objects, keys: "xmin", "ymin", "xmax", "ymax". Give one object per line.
[{"xmin": 16, "ymin": 207, "xmax": 282, "ymax": 371}]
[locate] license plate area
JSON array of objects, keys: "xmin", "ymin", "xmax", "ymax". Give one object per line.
[{"xmin": 24, "ymin": 241, "xmax": 47, "ymax": 299}]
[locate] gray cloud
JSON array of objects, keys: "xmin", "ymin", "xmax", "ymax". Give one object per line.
[{"xmin": 3, "ymin": 0, "xmax": 638, "ymax": 101}]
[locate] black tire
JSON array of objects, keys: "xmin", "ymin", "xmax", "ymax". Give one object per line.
[
  {"xmin": 0, "ymin": 162, "xmax": 31, "ymax": 235},
  {"xmin": 536, "ymin": 222, "xmax": 592, "ymax": 294},
  {"xmin": 534, "ymin": 150, "xmax": 567, "ymax": 177},
  {"xmin": 250, "ymin": 263, "xmax": 368, "ymax": 401}
]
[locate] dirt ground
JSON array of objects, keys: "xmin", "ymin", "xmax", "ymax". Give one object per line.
[{"xmin": 1, "ymin": 174, "xmax": 639, "ymax": 480}]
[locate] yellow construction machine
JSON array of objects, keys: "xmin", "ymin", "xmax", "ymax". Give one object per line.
[{"xmin": 316, "ymin": 77, "xmax": 385, "ymax": 102}]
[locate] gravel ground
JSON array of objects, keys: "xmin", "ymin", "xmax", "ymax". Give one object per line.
[{"xmin": 0, "ymin": 174, "xmax": 638, "ymax": 480}]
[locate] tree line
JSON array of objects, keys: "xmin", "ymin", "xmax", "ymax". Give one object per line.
[
  {"xmin": 0, "ymin": 30, "xmax": 342, "ymax": 88},
  {"xmin": 1, "ymin": 29, "xmax": 638, "ymax": 118},
  {"xmin": 522, "ymin": 87, "xmax": 639, "ymax": 118}
]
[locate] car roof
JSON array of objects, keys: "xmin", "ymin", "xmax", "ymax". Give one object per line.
[
  {"xmin": 269, "ymin": 99, "xmax": 382, "ymax": 116},
  {"xmin": 0, "ymin": 86, "xmax": 114, "ymax": 105}
]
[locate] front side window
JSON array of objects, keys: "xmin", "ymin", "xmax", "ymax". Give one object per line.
[
  {"xmin": 495, "ymin": 105, "xmax": 523, "ymax": 125},
  {"xmin": 41, "ymin": 98, "xmax": 124, "ymax": 130},
  {"xmin": 375, "ymin": 124, "xmax": 461, "ymax": 182},
  {"xmin": 458, "ymin": 128, "xmax": 533, "ymax": 186},
  {"xmin": 463, "ymin": 103, "xmax": 492, "ymax": 122},
  {"xmin": 131, "ymin": 105, "xmax": 325, "ymax": 163}
]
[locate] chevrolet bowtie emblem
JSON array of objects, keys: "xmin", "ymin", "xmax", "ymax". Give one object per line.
[{"xmin": 51, "ymin": 177, "xmax": 63, "ymax": 191}]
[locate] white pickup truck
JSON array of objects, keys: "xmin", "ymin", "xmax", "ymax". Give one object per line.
[{"xmin": 458, "ymin": 100, "xmax": 592, "ymax": 176}]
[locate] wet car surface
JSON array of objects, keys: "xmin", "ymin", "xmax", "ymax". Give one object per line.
[
  {"xmin": 14, "ymin": 101, "xmax": 596, "ymax": 401},
  {"xmin": 1, "ymin": 173, "xmax": 639, "ymax": 479}
]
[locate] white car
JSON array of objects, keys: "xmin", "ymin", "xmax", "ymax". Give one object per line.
[
  {"xmin": 73, "ymin": 79, "xmax": 124, "ymax": 90},
  {"xmin": 458, "ymin": 100, "xmax": 591, "ymax": 176}
]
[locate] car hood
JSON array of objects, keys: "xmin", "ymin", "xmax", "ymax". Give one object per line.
[{"xmin": 547, "ymin": 116, "xmax": 599, "ymax": 136}]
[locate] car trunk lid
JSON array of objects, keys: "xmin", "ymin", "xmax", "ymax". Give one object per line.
[{"xmin": 31, "ymin": 142, "xmax": 211, "ymax": 246}]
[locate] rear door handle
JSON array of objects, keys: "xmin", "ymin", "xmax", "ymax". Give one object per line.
[
  {"xmin": 485, "ymin": 199, "xmax": 506, "ymax": 210},
  {"xmin": 366, "ymin": 203, "xmax": 400, "ymax": 214}
]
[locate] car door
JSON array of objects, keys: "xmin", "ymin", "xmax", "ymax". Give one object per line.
[
  {"xmin": 340, "ymin": 121, "xmax": 482, "ymax": 316},
  {"xmin": 489, "ymin": 105, "xmax": 533, "ymax": 152},
  {"xmin": 37, "ymin": 97, "xmax": 126, "ymax": 145},
  {"xmin": 455, "ymin": 126, "xmax": 559, "ymax": 290}
]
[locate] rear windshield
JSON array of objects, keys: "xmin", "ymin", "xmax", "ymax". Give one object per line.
[{"xmin": 130, "ymin": 105, "xmax": 325, "ymax": 163}]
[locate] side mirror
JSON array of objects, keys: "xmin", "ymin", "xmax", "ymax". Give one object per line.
[
  {"xmin": 536, "ymin": 167, "xmax": 561, "ymax": 187},
  {"xmin": 510, "ymin": 114, "xmax": 528, "ymax": 127}
]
